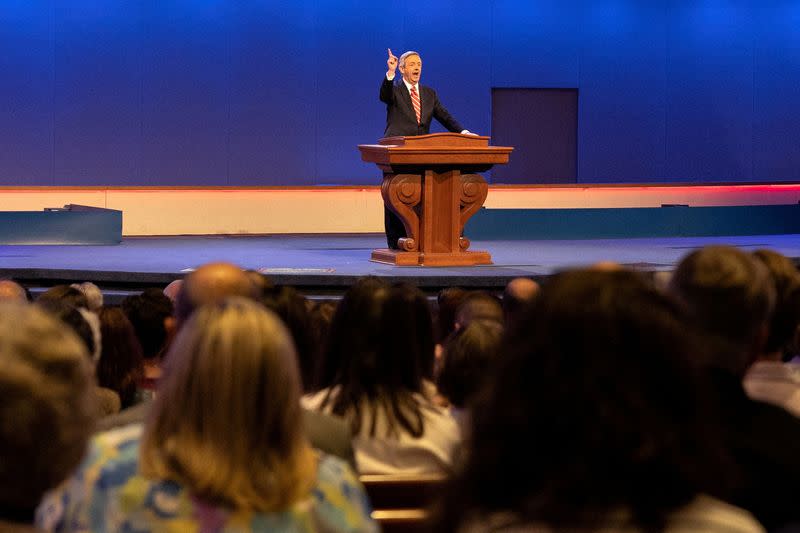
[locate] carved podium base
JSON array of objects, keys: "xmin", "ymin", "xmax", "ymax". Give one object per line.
[{"xmin": 370, "ymin": 169, "xmax": 492, "ymax": 267}]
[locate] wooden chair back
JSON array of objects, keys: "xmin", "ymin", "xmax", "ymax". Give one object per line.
[{"xmin": 360, "ymin": 473, "xmax": 447, "ymax": 533}]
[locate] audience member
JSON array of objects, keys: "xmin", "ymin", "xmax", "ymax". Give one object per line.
[
  {"xmin": 261, "ymin": 285, "xmax": 316, "ymax": 392},
  {"xmin": 246, "ymin": 269, "xmax": 275, "ymax": 298},
  {"xmin": 501, "ymin": 277, "xmax": 539, "ymax": 326},
  {"xmin": 35, "ymin": 285, "xmax": 88, "ymax": 310},
  {"xmin": 454, "ymin": 290, "xmax": 503, "ymax": 330},
  {"xmin": 121, "ymin": 288, "xmax": 174, "ymax": 395},
  {"xmin": 743, "ymin": 249, "xmax": 800, "ymax": 417},
  {"xmin": 315, "ymin": 276, "xmax": 390, "ymax": 391},
  {"xmin": 162, "ymin": 278, "xmax": 183, "ymax": 303},
  {"xmin": 435, "ymin": 269, "xmax": 760, "ymax": 533},
  {"xmin": 668, "ymin": 245, "xmax": 800, "ymax": 530},
  {"xmin": 96, "ymin": 307, "xmax": 145, "ymax": 409},
  {"xmin": 97, "ymin": 262, "xmax": 355, "ymax": 467},
  {"xmin": 305, "ymin": 281, "xmax": 461, "ymax": 474},
  {"xmin": 0, "ymin": 303, "xmax": 95, "ymax": 532},
  {"xmin": 0, "ymin": 279, "xmax": 28, "ymax": 302},
  {"xmin": 307, "ymin": 299, "xmax": 337, "ymax": 392},
  {"xmin": 35, "ymin": 299, "xmax": 120, "ymax": 415},
  {"xmin": 41, "ymin": 298, "xmax": 376, "ymax": 532},
  {"xmin": 70, "ymin": 281, "xmax": 103, "ymax": 312},
  {"xmin": 173, "ymin": 262, "xmax": 257, "ymax": 326},
  {"xmin": 436, "ymin": 319, "xmax": 504, "ymax": 431},
  {"xmin": 435, "ymin": 286, "xmax": 467, "ymax": 343}
]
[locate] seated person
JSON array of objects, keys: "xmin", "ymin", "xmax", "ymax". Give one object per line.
[
  {"xmin": 40, "ymin": 298, "xmax": 376, "ymax": 532},
  {"xmin": 434, "ymin": 269, "xmax": 763, "ymax": 533},
  {"xmin": 306, "ymin": 279, "xmax": 461, "ymax": 475},
  {"xmin": 0, "ymin": 303, "xmax": 95, "ymax": 532}
]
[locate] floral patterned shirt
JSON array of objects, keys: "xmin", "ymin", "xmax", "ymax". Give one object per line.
[{"xmin": 38, "ymin": 424, "xmax": 378, "ymax": 533}]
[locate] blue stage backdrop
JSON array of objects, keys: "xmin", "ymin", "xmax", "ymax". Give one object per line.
[{"xmin": 1, "ymin": 1, "xmax": 800, "ymax": 186}]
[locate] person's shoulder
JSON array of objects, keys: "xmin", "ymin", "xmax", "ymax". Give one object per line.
[
  {"xmin": 88, "ymin": 424, "xmax": 144, "ymax": 483},
  {"xmin": 312, "ymin": 453, "xmax": 378, "ymax": 531},
  {"xmin": 667, "ymin": 494, "xmax": 765, "ymax": 533},
  {"xmin": 316, "ymin": 452, "xmax": 358, "ymax": 484},
  {"xmin": 95, "ymin": 400, "xmax": 151, "ymax": 432}
]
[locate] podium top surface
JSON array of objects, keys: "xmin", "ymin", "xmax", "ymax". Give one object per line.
[
  {"xmin": 378, "ymin": 132, "xmax": 490, "ymax": 147},
  {"xmin": 358, "ymin": 133, "xmax": 513, "ymax": 167}
]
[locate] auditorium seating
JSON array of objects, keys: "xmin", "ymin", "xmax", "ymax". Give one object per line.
[{"xmin": 360, "ymin": 473, "xmax": 447, "ymax": 532}]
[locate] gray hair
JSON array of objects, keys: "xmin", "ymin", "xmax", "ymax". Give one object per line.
[
  {"xmin": 71, "ymin": 281, "xmax": 103, "ymax": 311},
  {"xmin": 399, "ymin": 50, "xmax": 421, "ymax": 68}
]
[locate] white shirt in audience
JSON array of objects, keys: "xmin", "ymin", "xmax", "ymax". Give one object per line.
[{"xmin": 302, "ymin": 385, "xmax": 461, "ymax": 475}]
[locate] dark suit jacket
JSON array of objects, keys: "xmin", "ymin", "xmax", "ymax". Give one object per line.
[{"xmin": 380, "ymin": 76, "xmax": 464, "ymax": 137}]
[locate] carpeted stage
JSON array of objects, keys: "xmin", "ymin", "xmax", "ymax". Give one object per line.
[{"xmin": 3, "ymin": 232, "xmax": 800, "ymax": 300}]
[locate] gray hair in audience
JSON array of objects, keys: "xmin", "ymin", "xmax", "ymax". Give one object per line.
[
  {"xmin": 0, "ymin": 302, "xmax": 96, "ymax": 512},
  {"xmin": 71, "ymin": 282, "xmax": 103, "ymax": 312}
]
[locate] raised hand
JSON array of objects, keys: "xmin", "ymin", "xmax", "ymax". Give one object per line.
[{"xmin": 387, "ymin": 48, "xmax": 398, "ymax": 76}]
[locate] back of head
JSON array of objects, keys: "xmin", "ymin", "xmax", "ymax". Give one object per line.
[
  {"xmin": 502, "ymin": 277, "xmax": 540, "ymax": 325},
  {"xmin": 96, "ymin": 307, "xmax": 144, "ymax": 409},
  {"xmin": 438, "ymin": 269, "xmax": 725, "ymax": 531},
  {"xmin": 174, "ymin": 262, "xmax": 257, "ymax": 326},
  {"xmin": 0, "ymin": 279, "xmax": 28, "ymax": 303},
  {"xmin": 319, "ymin": 280, "xmax": 435, "ymax": 438},
  {"xmin": 752, "ymin": 249, "xmax": 800, "ymax": 358},
  {"xmin": 162, "ymin": 279, "xmax": 183, "ymax": 303},
  {"xmin": 669, "ymin": 246, "xmax": 776, "ymax": 374},
  {"xmin": 141, "ymin": 297, "xmax": 314, "ymax": 512},
  {"xmin": 317, "ymin": 276, "xmax": 389, "ymax": 390},
  {"xmin": 71, "ymin": 282, "xmax": 103, "ymax": 311},
  {"xmin": 379, "ymin": 282, "xmax": 436, "ymax": 385},
  {"xmin": 436, "ymin": 286, "xmax": 467, "ymax": 342},
  {"xmin": 246, "ymin": 269, "xmax": 275, "ymax": 299},
  {"xmin": 35, "ymin": 299, "xmax": 97, "ymax": 363},
  {"xmin": 122, "ymin": 288, "xmax": 174, "ymax": 360},
  {"xmin": 37, "ymin": 284, "xmax": 89, "ymax": 310},
  {"xmin": 437, "ymin": 319, "xmax": 504, "ymax": 408},
  {"xmin": 261, "ymin": 285, "xmax": 315, "ymax": 392},
  {"xmin": 455, "ymin": 291, "xmax": 503, "ymax": 329},
  {"xmin": 0, "ymin": 302, "xmax": 95, "ymax": 515}
]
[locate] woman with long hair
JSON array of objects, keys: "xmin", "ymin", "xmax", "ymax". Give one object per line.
[
  {"xmin": 44, "ymin": 298, "xmax": 376, "ymax": 532},
  {"xmin": 305, "ymin": 279, "xmax": 460, "ymax": 474}
]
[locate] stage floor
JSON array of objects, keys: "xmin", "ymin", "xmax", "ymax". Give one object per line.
[{"xmin": 3, "ymin": 233, "xmax": 800, "ymax": 295}]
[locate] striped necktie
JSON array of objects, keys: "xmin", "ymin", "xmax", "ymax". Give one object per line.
[{"xmin": 410, "ymin": 85, "xmax": 421, "ymax": 125}]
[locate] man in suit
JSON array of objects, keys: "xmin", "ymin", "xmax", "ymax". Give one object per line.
[{"xmin": 380, "ymin": 49, "xmax": 474, "ymax": 248}]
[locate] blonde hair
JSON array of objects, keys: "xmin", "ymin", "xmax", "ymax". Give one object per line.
[
  {"xmin": 139, "ymin": 297, "xmax": 316, "ymax": 512},
  {"xmin": 0, "ymin": 302, "xmax": 96, "ymax": 510}
]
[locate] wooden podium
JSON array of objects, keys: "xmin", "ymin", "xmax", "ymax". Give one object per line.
[{"xmin": 359, "ymin": 133, "xmax": 513, "ymax": 266}]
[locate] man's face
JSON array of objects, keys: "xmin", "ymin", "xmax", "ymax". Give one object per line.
[{"xmin": 399, "ymin": 54, "xmax": 422, "ymax": 85}]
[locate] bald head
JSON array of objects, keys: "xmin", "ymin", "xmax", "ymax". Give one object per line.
[
  {"xmin": 504, "ymin": 277, "xmax": 539, "ymax": 302},
  {"xmin": 502, "ymin": 277, "xmax": 540, "ymax": 326},
  {"xmin": 174, "ymin": 262, "xmax": 256, "ymax": 326},
  {"xmin": 0, "ymin": 280, "xmax": 27, "ymax": 303},
  {"xmin": 590, "ymin": 261, "xmax": 625, "ymax": 272},
  {"xmin": 163, "ymin": 279, "xmax": 183, "ymax": 303}
]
